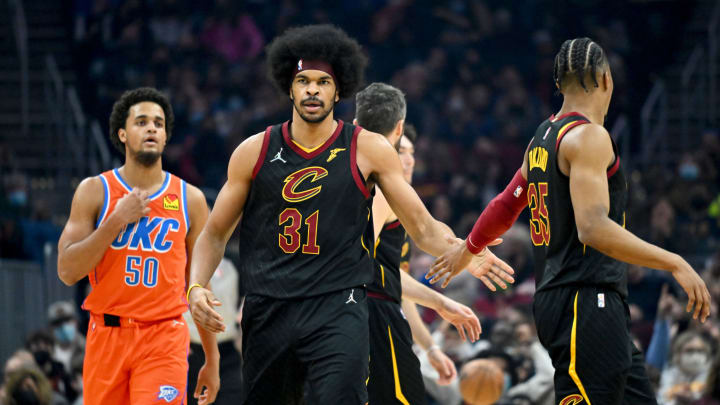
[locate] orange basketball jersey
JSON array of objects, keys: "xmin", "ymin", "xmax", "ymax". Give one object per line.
[{"xmin": 83, "ymin": 169, "xmax": 190, "ymax": 321}]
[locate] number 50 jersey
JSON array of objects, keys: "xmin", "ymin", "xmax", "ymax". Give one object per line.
[
  {"xmin": 238, "ymin": 120, "xmax": 374, "ymax": 299},
  {"xmin": 527, "ymin": 112, "xmax": 629, "ymax": 297},
  {"xmin": 83, "ymin": 169, "xmax": 191, "ymax": 321}
]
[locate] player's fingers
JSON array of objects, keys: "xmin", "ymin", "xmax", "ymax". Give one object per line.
[
  {"xmin": 194, "ymin": 383, "xmax": 202, "ymax": 398},
  {"xmin": 686, "ymin": 286, "xmax": 696, "ymax": 313},
  {"xmin": 487, "ymin": 238, "xmax": 503, "ymax": 246},
  {"xmin": 494, "ymin": 256, "xmax": 515, "ymax": 275},
  {"xmin": 441, "ymin": 270, "xmax": 460, "ymax": 289},
  {"xmin": 456, "ymin": 323, "xmax": 467, "ymax": 342},
  {"xmin": 487, "ymin": 272, "xmax": 507, "ymax": 290},
  {"xmin": 447, "ymin": 360, "xmax": 458, "ymax": 382},
  {"xmin": 702, "ymin": 289, "xmax": 712, "ymax": 323},
  {"xmin": 471, "ymin": 317, "xmax": 482, "ymax": 340},
  {"xmin": 692, "ymin": 285, "xmax": 703, "ymax": 320},
  {"xmin": 480, "ymin": 276, "xmax": 496, "ymax": 292},
  {"xmin": 493, "ymin": 264, "xmax": 515, "ymax": 284}
]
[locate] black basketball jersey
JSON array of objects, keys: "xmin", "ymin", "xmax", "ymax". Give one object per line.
[
  {"xmin": 238, "ymin": 120, "xmax": 375, "ymax": 298},
  {"xmin": 367, "ymin": 220, "xmax": 411, "ymax": 303},
  {"xmin": 527, "ymin": 112, "xmax": 629, "ymax": 297}
]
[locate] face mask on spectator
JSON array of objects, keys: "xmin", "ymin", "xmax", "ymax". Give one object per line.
[
  {"xmin": 54, "ymin": 322, "xmax": 76, "ymax": 344},
  {"xmin": 679, "ymin": 352, "xmax": 708, "ymax": 375},
  {"xmin": 32, "ymin": 350, "xmax": 51, "ymax": 368},
  {"xmin": 503, "ymin": 372, "xmax": 512, "ymax": 393},
  {"xmin": 12, "ymin": 386, "xmax": 41, "ymax": 405},
  {"xmin": 679, "ymin": 163, "xmax": 699, "ymax": 180}
]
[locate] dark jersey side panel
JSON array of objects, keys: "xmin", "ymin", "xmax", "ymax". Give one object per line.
[
  {"xmin": 238, "ymin": 120, "xmax": 374, "ymax": 298},
  {"xmin": 527, "ymin": 113, "xmax": 629, "ymax": 297}
]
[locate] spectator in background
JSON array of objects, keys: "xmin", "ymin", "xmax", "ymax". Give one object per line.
[
  {"xmin": 24, "ymin": 331, "xmax": 75, "ymax": 404},
  {"xmin": 46, "ymin": 301, "xmax": 85, "ymax": 376},
  {"xmin": 3, "ymin": 367, "xmax": 54, "ymax": 405},
  {"xmin": 658, "ymin": 331, "xmax": 713, "ymax": 405},
  {"xmin": 691, "ymin": 349, "xmax": 720, "ymax": 405},
  {"xmin": 505, "ymin": 319, "xmax": 554, "ymax": 405}
]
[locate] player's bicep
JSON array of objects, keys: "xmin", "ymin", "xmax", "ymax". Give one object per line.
[
  {"xmin": 204, "ymin": 134, "xmax": 262, "ymax": 242},
  {"xmin": 58, "ymin": 177, "xmax": 103, "ymax": 252},
  {"xmin": 563, "ymin": 126, "xmax": 615, "ymax": 229},
  {"xmin": 367, "ymin": 136, "xmax": 433, "ymax": 240}
]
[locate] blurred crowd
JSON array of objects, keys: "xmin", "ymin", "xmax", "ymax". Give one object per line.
[{"xmin": 2, "ymin": 0, "xmax": 720, "ymax": 404}]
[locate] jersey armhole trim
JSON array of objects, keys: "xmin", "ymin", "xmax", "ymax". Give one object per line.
[
  {"xmin": 350, "ymin": 126, "xmax": 371, "ymax": 199},
  {"xmin": 384, "ymin": 220, "xmax": 401, "ymax": 230},
  {"xmin": 95, "ymin": 174, "xmax": 110, "ymax": 228},
  {"xmin": 181, "ymin": 179, "xmax": 190, "ymax": 231},
  {"xmin": 252, "ymin": 126, "xmax": 273, "ymax": 179},
  {"xmin": 555, "ymin": 120, "xmax": 590, "ymax": 152}
]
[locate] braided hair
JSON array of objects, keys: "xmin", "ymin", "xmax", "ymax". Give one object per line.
[{"xmin": 553, "ymin": 37, "xmax": 608, "ymax": 92}]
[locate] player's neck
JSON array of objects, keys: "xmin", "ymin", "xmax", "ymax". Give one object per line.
[
  {"xmin": 289, "ymin": 111, "xmax": 338, "ymax": 148},
  {"xmin": 118, "ymin": 160, "xmax": 165, "ymax": 190},
  {"xmin": 556, "ymin": 96, "xmax": 605, "ymax": 125}
]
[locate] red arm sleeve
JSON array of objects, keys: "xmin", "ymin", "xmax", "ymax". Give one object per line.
[{"xmin": 466, "ymin": 169, "xmax": 529, "ymax": 254}]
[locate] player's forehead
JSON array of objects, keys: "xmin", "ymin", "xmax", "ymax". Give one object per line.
[
  {"xmin": 128, "ymin": 101, "xmax": 165, "ymax": 120},
  {"xmin": 295, "ymin": 70, "xmax": 333, "ymax": 81}
]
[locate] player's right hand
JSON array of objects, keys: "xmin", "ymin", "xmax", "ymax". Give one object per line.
[
  {"xmin": 436, "ymin": 297, "xmax": 482, "ymax": 342},
  {"xmin": 670, "ymin": 255, "xmax": 711, "ymax": 323},
  {"xmin": 189, "ymin": 287, "xmax": 225, "ymax": 333},
  {"xmin": 112, "ymin": 188, "xmax": 151, "ymax": 224}
]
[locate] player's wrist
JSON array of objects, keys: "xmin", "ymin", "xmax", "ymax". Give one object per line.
[
  {"xmin": 186, "ymin": 283, "xmax": 205, "ymax": 302},
  {"xmin": 465, "ymin": 238, "xmax": 485, "ymax": 256},
  {"xmin": 425, "ymin": 344, "xmax": 441, "ymax": 354}
]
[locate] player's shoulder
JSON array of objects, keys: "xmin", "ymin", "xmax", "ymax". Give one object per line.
[
  {"xmin": 76, "ymin": 175, "xmax": 105, "ymax": 197},
  {"xmin": 357, "ymin": 128, "xmax": 393, "ymax": 152},
  {"xmin": 560, "ymin": 122, "xmax": 613, "ymax": 161}
]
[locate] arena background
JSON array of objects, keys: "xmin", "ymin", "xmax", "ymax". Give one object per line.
[{"xmin": 1, "ymin": 0, "xmax": 720, "ymax": 404}]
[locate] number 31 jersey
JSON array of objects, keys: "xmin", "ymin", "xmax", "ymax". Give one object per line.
[
  {"xmin": 238, "ymin": 120, "xmax": 374, "ymax": 299},
  {"xmin": 83, "ymin": 169, "xmax": 190, "ymax": 321},
  {"xmin": 527, "ymin": 112, "xmax": 629, "ymax": 297}
]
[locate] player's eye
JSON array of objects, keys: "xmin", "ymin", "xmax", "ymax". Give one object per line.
[
  {"xmin": 137, "ymin": 120, "xmax": 146, "ymax": 126},
  {"xmin": 155, "ymin": 121, "xmax": 163, "ymax": 128}
]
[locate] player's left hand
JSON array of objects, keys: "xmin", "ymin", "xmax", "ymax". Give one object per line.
[
  {"xmin": 436, "ymin": 297, "xmax": 481, "ymax": 342},
  {"xmin": 195, "ymin": 361, "xmax": 220, "ymax": 405},
  {"xmin": 189, "ymin": 287, "xmax": 225, "ymax": 333},
  {"xmin": 427, "ymin": 237, "xmax": 515, "ymax": 290},
  {"xmin": 427, "ymin": 347, "xmax": 457, "ymax": 385}
]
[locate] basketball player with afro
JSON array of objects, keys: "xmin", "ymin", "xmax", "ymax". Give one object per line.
[
  {"xmin": 429, "ymin": 38, "xmax": 711, "ymax": 404},
  {"xmin": 186, "ymin": 24, "xmax": 514, "ymax": 404}
]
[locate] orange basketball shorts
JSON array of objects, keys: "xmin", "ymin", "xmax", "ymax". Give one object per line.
[{"xmin": 83, "ymin": 313, "xmax": 190, "ymax": 405}]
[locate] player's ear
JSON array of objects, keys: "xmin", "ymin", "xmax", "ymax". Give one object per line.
[
  {"xmin": 335, "ymin": 89, "xmax": 339, "ymax": 103},
  {"xmin": 352, "ymin": 118, "xmax": 358, "ymax": 125},
  {"xmin": 118, "ymin": 128, "xmax": 127, "ymax": 143}
]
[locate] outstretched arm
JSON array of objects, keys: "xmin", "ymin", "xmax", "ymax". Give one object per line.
[
  {"xmin": 402, "ymin": 299, "xmax": 457, "ymax": 385},
  {"xmin": 357, "ymin": 130, "xmax": 457, "ymax": 257},
  {"xmin": 188, "ymin": 133, "xmax": 263, "ymax": 332},
  {"xmin": 563, "ymin": 124, "xmax": 711, "ymax": 322},
  {"xmin": 184, "ymin": 185, "xmax": 220, "ymax": 405}
]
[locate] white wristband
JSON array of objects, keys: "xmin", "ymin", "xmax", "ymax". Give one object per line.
[{"xmin": 425, "ymin": 344, "xmax": 441, "ymax": 354}]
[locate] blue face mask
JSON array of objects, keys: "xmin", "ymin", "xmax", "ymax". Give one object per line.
[
  {"xmin": 54, "ymin": 322, "xmax": 76, "ymax": 344},
  {"xmin": 8, "ymin": 190, "xmax": 27, "ymax": 207},
  {"xmin": 503, "ymin": 373, "xmax": 512, "ymax": 392},
  {"xmin": 679, "ymin": 163, "xmax": 699, "ymax": 180}
]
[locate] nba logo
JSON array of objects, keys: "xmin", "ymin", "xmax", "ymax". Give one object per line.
[
  {"xmin": 157, "ymin": 385, "xmax": 179, "ymax": 402},
  {"xmin": 597, "ymin": 293, "xmax": 605, "ymax": 308},
  {"xmin": 298, "ymin": 59, "xmax": 303, "ymax": 70}
]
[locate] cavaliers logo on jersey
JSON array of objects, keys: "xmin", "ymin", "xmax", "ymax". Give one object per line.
[
  {"xmin": 559, "ymin": 394, "xmax": 584, "ymax": 405},
  {"xmin": 163, "ymin": 194, "xmax": 179, "ymax": 211},
  {"xmin": 282, "ymin": 166, "xmax": 328, "ymax": 203}
]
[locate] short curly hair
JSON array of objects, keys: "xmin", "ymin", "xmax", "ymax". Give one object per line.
[
  {"xmin": 266, "ymin": 24, "xmax": 367, "ymax": 99},
  {"xmin": 109, "ymin": 87, "xmax": 174, "ymax": 154}
]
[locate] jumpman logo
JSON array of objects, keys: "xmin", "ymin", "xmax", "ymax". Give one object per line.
[
  {"xmin": 345, "ymin": 289, "xmax": 357, "ymax": 304},
  {"xmin": 271, "ymin": 148, "xmax": 287, "ymax": 163}
]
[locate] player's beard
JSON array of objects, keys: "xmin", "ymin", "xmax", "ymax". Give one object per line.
[
  {"xmin": 294, "ymin": 97, "xmax": 335, "ymax": 124},
  {"xmin": 128, "ymin": 144, "xmax": 162, "ymax": 167}
]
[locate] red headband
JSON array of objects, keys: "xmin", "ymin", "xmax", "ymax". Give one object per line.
[{"xmin": 293, "ymin": 59, "xmax": 337, "ymax": 86}]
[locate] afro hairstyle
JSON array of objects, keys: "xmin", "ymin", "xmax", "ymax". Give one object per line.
[
  {"xmin": 266, "ymin": 24, "xmax": 367, "ymax": 99},
  {"xmin": 109, "ymin": 87, "xmax": 175, "ymax": 154}
]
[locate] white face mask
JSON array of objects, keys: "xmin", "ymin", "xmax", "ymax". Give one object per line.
[{"xmin": 679, "ymin": 352, "xmax": 708, "ymax": 375}]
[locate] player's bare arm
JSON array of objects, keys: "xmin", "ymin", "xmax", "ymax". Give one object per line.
[
  {"xmin": 58, "ymin": 177, "xmax": 150, "ymax": 285},
  {"xmin": 188, "ymin": 132, "xmax": 263, "ymax": 333},
  {"xmin": 399, "ymin": 271, "xmax": 481, "ymax": 342},
  {"xmin": 401, "ymin": 299, "xmax": 458, "ymax": 385},
  {"xmin": 184, "ymin": 184, "xmax": 220, "ymax": 405},
  {"xmin": 356, "ymin": 129, "xmax": 459, "ymax": 256},
  {"xmin": 427, "ymin": 144, "xmax": 533, "ymax": 288},
  {"xmin": 371, "ymin": 188, "xmax": 394, "ymax": 241},
  {"xmin": 563, "ymin": 123, "xmax": 711, "ymax": 322}
]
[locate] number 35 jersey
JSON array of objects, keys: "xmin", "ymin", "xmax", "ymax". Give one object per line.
[
  {"xmin": 527, "ymin": 112, "xmax": 629, "ymax": 297},
  {"xmin": 83, "ymin": 169, "xmax": 190, "ymax": 320},
  {"xmin": 238, "ymin": 120, "xmax": 374, "ymax": 299}
]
